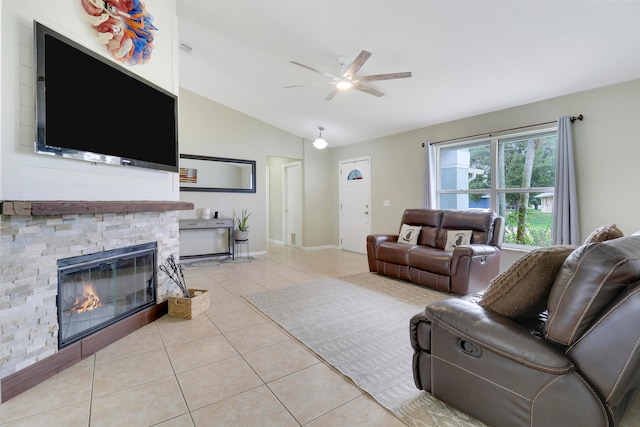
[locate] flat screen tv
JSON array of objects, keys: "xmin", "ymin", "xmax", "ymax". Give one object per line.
[{"xmin": 34, "ymin": 22, "xmax": 179, "ymax": 172}]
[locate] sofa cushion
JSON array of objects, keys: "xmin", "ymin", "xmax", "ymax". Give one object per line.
[
  {"xmin": 444, "ymin": 230, "xmax": 472, "ymax": 251},
  {"xmin": 408, "ymin": 246, "xmax": 452, "ymax": 275},
  {"xmin": 401, "ymin": 209, "xmax": 443, "ymax": 247},
  {"xmin": 417, "ymin": 226, "xmax": 439, "ymax": 248},
  {"xmin": 436, "ymin": 209, "xmax": 496, "ymax": 249},
  {"xmin": 479, "ymin": 245, "xmax": 576, "ymax": 319},
  {"xmin": 544, "ymin": 235, "xmax": 640, "ymax": 346},
  {"xmin": 399, "ymin": 224, "xmax": 421, "ymax": 245},
  {"xmin": 377, "ymin": 242, "xmax": 415, "ymax": 265},
  {"xmin": 583, "ymin": 223, "xmax": 624, "ymax": 245}
]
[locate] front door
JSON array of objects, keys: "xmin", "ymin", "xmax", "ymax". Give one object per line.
[{"xmin": 339, "ymin": 157, "xmax": 371, "ymax": 253}]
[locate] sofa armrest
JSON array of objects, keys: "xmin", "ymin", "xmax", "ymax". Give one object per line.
[
  {"xmin": 367, "ymin": 234, "xmax": 399, "ymax": 246},
  {"xmin": 452, "ymin": 244, "xmax": 499, "ymax": 258},
  {"xmin": 449, "ymin": 244, "xmax": 501, "ymax": 294},
  {"xmin": 450, "ymin": 244, "xmax": 499, "ymax": 274},
  {"xmin": 425, "ymin": 297, "xmax": 573, "ymax": 374},
  {"xmin": 366, "ymin": 234, "xmax": 398, "ymax": 272}
]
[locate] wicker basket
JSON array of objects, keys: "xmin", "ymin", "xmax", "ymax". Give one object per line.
[{"xmin": 168, "ymin": 288, "xmax": 210, "ymax": 319}]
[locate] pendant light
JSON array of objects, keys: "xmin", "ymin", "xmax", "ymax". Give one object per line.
[{"xmin": 313, "ymin": 126, "xmax": 328, "ymax": 149}]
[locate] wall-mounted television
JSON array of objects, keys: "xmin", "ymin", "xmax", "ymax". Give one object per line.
[{"xmin": 34, "ymin": 22, "xmax": 179, "ymax": 172}]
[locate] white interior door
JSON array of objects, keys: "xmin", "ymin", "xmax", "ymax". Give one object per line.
[
  {"xmin": 282, "ymin": 161, "xmax": 302, "ymax": 247},
  {"xmin": 340, "ymin": 158, "xmax": 371, "ymax": 253}
]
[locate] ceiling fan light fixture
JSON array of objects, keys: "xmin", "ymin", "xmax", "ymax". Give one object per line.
[
  {"xmin": 313, "ymin": 127, "xmax": 328, "ymax": 149},
  {"xmin": 336, "ymin": 79, "xmax": 353, "ymax": 90}
]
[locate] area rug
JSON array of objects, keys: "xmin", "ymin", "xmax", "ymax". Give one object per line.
[{"xmin": 244, "ymin": 272, "xmax": 487, "ymax": 427}]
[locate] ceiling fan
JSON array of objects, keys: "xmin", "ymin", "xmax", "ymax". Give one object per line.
[{"xmin": 284, "ymin": 50, "xmax": 412, "ymax": 101}]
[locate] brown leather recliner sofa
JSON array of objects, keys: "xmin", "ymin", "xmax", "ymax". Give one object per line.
[
  {"xmin": 366, "ymin": 209, "xmax": 504, "ymax": 295},
  {"xmin": 410, "ymin": 234, "xmax": 640, "ymax": 427}
]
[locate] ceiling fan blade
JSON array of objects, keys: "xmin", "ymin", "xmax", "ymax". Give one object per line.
[
  {"xmin": 289, "ymin": 61, "xmax": 339, "ymax": 81},
  {"xmin": 353, "ymin": 82, "xmax": 385, "ymax": 97},
  {"xmin": 325, "ymin": 87, "xmax": 339, "ymax": 101},
  {"xmin": 357, "ymin": 71, "xmax": 412, "ymax": 83},
  {"xmin": 342, "ymin": 50, "xmax": 372, "ymax": 79},
  {"xmin": 283, "ymin": 81, "xmax": 336, "ymax": 88}
]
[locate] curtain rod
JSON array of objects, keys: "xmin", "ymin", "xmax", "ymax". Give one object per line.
[{"xmin": 424, "ymin": 114, "xmax": 583, "ymax": 147}]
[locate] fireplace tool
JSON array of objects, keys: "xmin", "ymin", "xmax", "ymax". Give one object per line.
[{"xmin": 161, "ymin": 255, "xmax": 191, "ymax": 298}]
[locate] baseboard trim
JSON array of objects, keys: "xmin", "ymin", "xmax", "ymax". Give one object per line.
[{"xmin": 0, "ymin": 301, "xmax": 168, "ymax": 403}]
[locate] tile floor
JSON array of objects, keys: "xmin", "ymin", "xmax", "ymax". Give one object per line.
[{"xmin": 0, "ymin": 245, "xmax": 407, "ymax": 427}]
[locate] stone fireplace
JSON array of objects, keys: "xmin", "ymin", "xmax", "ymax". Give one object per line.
[
  {"xmin": 0, "ymin": 200, "xmax": 193, "ymax": 402},
  {"xmin": 57, "ymin": 242, "xmax": 157, "ymax": 349}
]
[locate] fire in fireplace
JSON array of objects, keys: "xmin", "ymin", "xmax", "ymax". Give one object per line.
[
  {"xmin": 57, "ymin": 242, "xmax": 157, "ymax": 348},
  {"xmin": 69, "ymin": 282, "xmax": 103, "ymax": 313}
]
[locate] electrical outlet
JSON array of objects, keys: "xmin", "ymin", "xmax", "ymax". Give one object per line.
[{"xmin": 383, "ymin": 200, "xmax": 391, "ymax": 207}]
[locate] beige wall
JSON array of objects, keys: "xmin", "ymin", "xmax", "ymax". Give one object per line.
[
  {"xmin": 177, "ymin": 78, "xmax": 640, "ymax": 261},
  {"xmin": 302, "ymin": 140, "xmax": 339, "ymax": 248},
  {"xmin": 178, "ymin": 88, "xmax": 306, "ymax": 253},
  {"xmin": 331, "ymin": 78, "xmax": 640, "ymax": 267},
  {"xmin": 0, "ymin": 0, "xmax": 179, "ymax": 201}
]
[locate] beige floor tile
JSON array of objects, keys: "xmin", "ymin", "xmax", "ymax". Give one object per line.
[
  {"xmin": 209, "ymin": 306, "xmax": 269, "ymax": 333},
  {"xmin": 93, "ymin": 348, "xmax": 173, "ymax": 397},
  {"xmin": 239, "ymin": 270, "xmax": 297, "ymax": 288},
  {"xmin": 179, "ymin": 271, "xmax": 220, "ymax": 287},
  {"xmin": 191, "ymin": 385, "xmax": 298, "ymax": 427},
  {"xmin": 2, "ymin": 247, "xmax": 403, "ymax": 427},
  {"xmin": 306, "ymin": 394, "xmax": 406, "ymax": 427},
  {"xmin": 153, "ymin": 413, "xmax": 195, "ymax": 427},
  {"xmin": 267, "ymin": 363, "xmax": 363, "ymax": 425},
  {"xmin": 157, "ymin": 314, "xmax": 221, "ymax": 347},
  {"xmin": 243, "ymin": 339, "xmax": 320, "ymax": 382},
  {"xmin": 205, "ymin": 296, "xmax": 253, "ymax": 317},
  {"xmin": 204, "ymin": 269, "xmax": 248, "ymax": 283},
  {"xmin": 94, "ymin": 322, "xmax": 163, "ymax": 363},
  {"xmin": 223, "ymin": 322, "xmax": 290, "ymax": 353},
  {"xmin": 166, "ymin": 334, "xmax": 238, "ymax": 373},
  {"xmin": 176, "ymin": 355, "xmax": 263, "ymax": 411},
  {"xmin": 0, "ymin": 357, "xmax": 93, "ymax": 423},
  {"xmin": 90, "ymin": 376, "xmax": 188, "ymax": 427},
  {"xmin": 0, "ymin": 400, "xmax": 90, "ymax": 427},
  {"xmin": 201, "ymin": 285, "xmax": 236, "ymax": 302},
  {"xmin": 223, "ymin": 280, "xmax": 269, "ymax": 296}
]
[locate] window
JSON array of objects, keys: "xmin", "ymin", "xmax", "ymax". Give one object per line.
[{"xmin": 436, "ymin": 128, "xmax": 557, "ymax": 247}]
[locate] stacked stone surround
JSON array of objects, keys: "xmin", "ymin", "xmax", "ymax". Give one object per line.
[{"xmin": 0, "ymin": 211, "xmax": 180, "ymax": 381}]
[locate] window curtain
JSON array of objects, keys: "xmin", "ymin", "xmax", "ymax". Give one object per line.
[
  {"xmin": 552, "ymin": 116, "xmax": 580, "ymax": 245},
  {"xmin": 424, "ymin": 141, "xmax": 436, "ymax": 209}
]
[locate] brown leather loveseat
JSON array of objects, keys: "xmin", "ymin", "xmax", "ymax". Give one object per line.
[
  {"xmin": 411, "ymin": 234, "xmax": 640, "ymax": 426},
  {"xmin": 367, "ymin": 208, "xmax": 504, "ymax": 295}
]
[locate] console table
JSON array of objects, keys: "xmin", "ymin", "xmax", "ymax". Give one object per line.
[{"xmin": 179, "ymin": 218, "xmax": 235, "ymax": 259}]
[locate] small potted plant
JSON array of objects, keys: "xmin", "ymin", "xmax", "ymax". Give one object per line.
[{"xmin": 234, "ymin": 208, "xmax": 251, "ymax": 241}]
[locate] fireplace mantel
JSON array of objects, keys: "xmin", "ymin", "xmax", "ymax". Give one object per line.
[{"xmin": 1, "ymin": 200, "xmax": 194, "ymax": 216}]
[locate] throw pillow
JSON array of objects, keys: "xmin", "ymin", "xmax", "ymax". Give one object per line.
[
  {"xmin": 444, "ymin": 230, "xmax": 472, "ymax": 251},
  {"xmin": 398, "ymin": 224, "xmax": 421, "ymax": 245},
  {"xmin": 479, "ymin": 245, "xmax": 576, "ymax": 319},
  {"xmin": 583, "ymin": 223, "xmax": 624, "ymax": 245}
]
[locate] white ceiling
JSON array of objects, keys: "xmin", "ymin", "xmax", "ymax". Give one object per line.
[{"xmin": 176, "ymin": 0, "xmax": 640, "ymax": 147}]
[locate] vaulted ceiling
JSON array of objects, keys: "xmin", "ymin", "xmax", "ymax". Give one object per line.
[{"xmin": 176, "ymin": 0, "xmax": 640, "ymax": 147}]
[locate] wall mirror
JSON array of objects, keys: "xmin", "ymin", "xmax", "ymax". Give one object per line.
[{"xmin": 179, "ymin": 154, "xmax": 256, "ymax": 193}]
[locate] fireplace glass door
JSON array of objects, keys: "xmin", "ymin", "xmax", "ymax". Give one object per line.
[{"xmin": 57, "ymin": 242, "xmax": 156, "ymax": 348}]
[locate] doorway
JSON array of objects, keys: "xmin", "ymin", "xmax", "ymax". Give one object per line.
[
  {"xmin": 339, "ymin": 157, "xmax": 371, "ymax": 253},
  {"xmin": 282, "ymin": 161, "xmax": 302, "ymax": 247}
]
